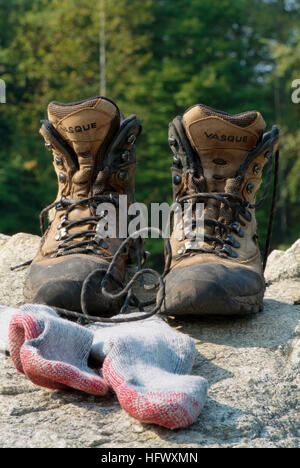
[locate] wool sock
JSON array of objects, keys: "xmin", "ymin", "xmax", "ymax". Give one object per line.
[
  {"xmin": 8, "ymin": 304, "xmax": 108, "ymax": 395},
  {"xmin": 5, "ymin": 304, "xmax": 208, "ymax": 428},
  {"xmin": 89, "ymin": 315, "xmax": 208, "ymax": 429}
]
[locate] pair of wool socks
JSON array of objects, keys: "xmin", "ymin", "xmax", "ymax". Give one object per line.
[{"xmin": 3, "ymin": 304, "xmax": 207, "ymax": 429}]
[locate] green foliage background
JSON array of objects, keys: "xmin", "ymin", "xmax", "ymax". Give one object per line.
[{"xmin": 0, "ymin": 0, "xmax": 299, "ymax": 269}]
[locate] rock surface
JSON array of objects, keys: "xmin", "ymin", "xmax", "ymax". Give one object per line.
[{"xmin": 0, "ymin": 233, "xmax": 299, "ymax": 448}]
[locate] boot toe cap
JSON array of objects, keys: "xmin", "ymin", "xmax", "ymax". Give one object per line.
[
  {"xmin": 24, "ymin": 256, "xmax": 123, "ymax": 316},
  {"xmin": 162, "ymin": 263, "xmax": 265, "ymax": 316}
]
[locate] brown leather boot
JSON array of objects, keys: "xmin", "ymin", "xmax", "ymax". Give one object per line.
[
  {"xmin": 24, "ymin": 96, "xmax": 142, "ymax": 316},
  {"xmin": 162, "ymin": 104, "xmax": 279, "ymax": 316}
]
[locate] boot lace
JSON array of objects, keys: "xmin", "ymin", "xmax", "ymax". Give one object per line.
[
  {"xmin": 172, "ymin": 126, "xmax": 279, "ymax": 271},
  {"xmin": 12, "ymin": 199, "xmax": 169, "ymax": 324},
  {"xmin": 39, "ymin": 194, "xmax": 119, "ymax": 259}
]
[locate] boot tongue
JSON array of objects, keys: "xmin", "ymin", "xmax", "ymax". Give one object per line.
[
  {"xmin": 48, "ymin": 96, "xmax": 120, "ymax": 159},
  {"xmin": 182, "ymin": 104, "xmax": 266, "ymax": 191},
  {"xmin": 48, "ymin": 97, "xmax": 120, "ymax": 200}
]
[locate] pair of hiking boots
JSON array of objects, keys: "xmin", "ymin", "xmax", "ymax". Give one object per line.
[{"xmin": 23, "ymin": 96, "xmax": 280, "ymax": 321}]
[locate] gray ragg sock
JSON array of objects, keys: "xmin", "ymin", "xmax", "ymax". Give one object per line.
[
  {"xmin": 3, "ymin": 304, "xmax": 208, "ymax": 428},
  {"xmin": 89, "ymin": 316, "xmax": 208, "ymax": 429},
  {"xmin": 7, "ymin": 304, "xmax": 108, "ymax": 394}
]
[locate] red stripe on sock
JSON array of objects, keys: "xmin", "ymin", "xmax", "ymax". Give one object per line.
[
  {"xmin": 8, "ymin": 313, "xmax": 42, "ymax": 373},
  {"xmin": 103, "ymin": 358, "xmax": 201, "ymax": 429},
  {"xmin": 20, "ymin": 345, "xmax": 108, "ymax": 395},
  {"xmin": 8, "ymin": 313, "xmax": 108, "ymax": 396}
]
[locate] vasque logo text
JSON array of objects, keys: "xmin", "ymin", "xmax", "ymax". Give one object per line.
[
  {"xmin": 204, "ymin": 132, "xmax": 248, "ymax": 143},
  {"xmin": 62, "ymin": 122, "xmax": 97, "ymax": 134}
]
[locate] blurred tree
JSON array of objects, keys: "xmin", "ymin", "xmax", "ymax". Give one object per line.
[
  {"xmin": 0, "ymin": 0, "xmax": 299, "ymax": 268},
  {"xmin": 261, "ymin": 0, "xmax": 300, "ymax": 249}
]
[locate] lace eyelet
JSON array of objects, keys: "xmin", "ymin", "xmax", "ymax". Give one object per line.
[
  {"xmin": 232, "ymin": 221, "xmax": 244, "ymax": 237},
  {"xmin": 60, "ymin": 217, "xmax": 68, "ymax": 227},
  {"xmin": 241, "ymin": 209, "xmax": 252, "ymax": 222},
  {"xmin": 226, "ymin": 234, "xmax": 240, "ymax": 249},
  {"xmin": 56, "ymin": 228, "xmax": 68, "ymax": 240},
  {"xmin": 246, "ymin": 183, "xmax": 255, "ymax": 194},
  {"xmin": 59, "ymin": 173, "xmax": 66, "ymax": 183},
  {"xmin": 127, "ymin": 134, "xmax": 136, "ymax": 144},
  {"xmin": 56, "ymin": 202, "xmax": 64, "ymax": 210},
  {"xmin": 121, "ymin": 151, "xmax": 130, "ymax": 162},
  {"xmin": 119, "ymin": 171, "xmax": 128, "ymax": 181},
  {"xmin": 173, "ymin": 175, "xmax": 182, "ymax": 185},
  {"xmin": 55, "ymin": 156, "xmax": 63, "ymax": 166},
  {"xmin": 221, "ymin": 244, "xmax": 238, "ymax": 258},
  {"xmin": 253, "ymin": 164, "xmax": 261, "ymax": 174}
]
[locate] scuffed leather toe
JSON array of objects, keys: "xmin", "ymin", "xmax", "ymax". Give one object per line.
[
  {"xmin": 161, "ymin": 263, "xmax": 265, "ymax": 316},
  {"xmin": 24, "ymin": 257, "xmax": 123, "ymax": 316}
]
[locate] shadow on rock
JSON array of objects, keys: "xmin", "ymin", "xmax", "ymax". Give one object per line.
[
  {"xmin": 141, "ymin": 397, "xmax": 250, "ymax": 447},
  {"xmin": 50, "ymin": 387, "xmax": 120, "ymax": 415},
  {"xmin": 192, "ymin": 350, "xmax": 234, "ymax": 385},
  {"xmin": 165, "ymin": 299, "xmax": 300, "ymax": 349}
]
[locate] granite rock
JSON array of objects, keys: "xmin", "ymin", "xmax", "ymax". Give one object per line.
[{"xmin": 0, "ymin": 233, "xmax": 299, "ymax": 448}]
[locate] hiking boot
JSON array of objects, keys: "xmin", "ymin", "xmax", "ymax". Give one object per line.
[
  {"xmin": 24, "ymin": 96, "xmax": 142, "ymax": 316},
  {"xmin": 162, "ymin": 104, "xmax": 279, "ymax": 316}
]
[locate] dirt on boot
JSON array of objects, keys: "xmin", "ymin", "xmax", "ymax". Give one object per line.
[
  {"xmin": 24, "ymin": 96, "xmax": 143, "ymax": 317},
  {"xmin": 162, "ymin": 103, "xmax": 280, "ymax": 316}
]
